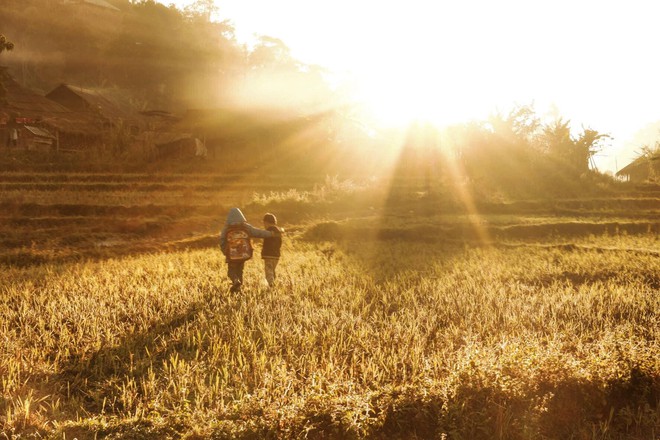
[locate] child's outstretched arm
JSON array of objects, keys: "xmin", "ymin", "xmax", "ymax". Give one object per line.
[{"xmin": 245, "ymin": 223, "xmax": 274, "ymax": 238}]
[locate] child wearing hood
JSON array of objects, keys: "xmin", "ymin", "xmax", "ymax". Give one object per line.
[{"xmin": 220, "ymin": 207, "xmax": 276, "ymax": 293}]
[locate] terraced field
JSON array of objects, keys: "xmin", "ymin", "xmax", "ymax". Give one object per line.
[
  {"xmin": 1, "ymin": 171, "xmax": 659, "ymax": 439},
  {"xmin": 2, "ymin": 172, "xmax": 658, "ymax": 264},
  {"xmin": 0, "ymin": 172, "xmax": 322, "ymax": 265}
]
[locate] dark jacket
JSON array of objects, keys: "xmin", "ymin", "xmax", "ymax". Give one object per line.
[{"xmin": 261, "ymin": 225, "xmax": 282, "ymax": 259}]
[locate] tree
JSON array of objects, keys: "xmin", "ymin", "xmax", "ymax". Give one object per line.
[
  {"xmin": 248, "ymin": 36, "xmax": 295, "ymax": 70},
  {"xmin": 0, "ymin": 35, "xmax": 14, "ymax": 103},
  {"xmin": 573, "ymin": 128, "xmax": 610, "ymax": 172},
  {"xmin": 540, "ymin": 118, "xmax": 573, "ymax": 157},
  {"xmin": 539, "ymin": 119, "xmax": 610, "ymax": 172},
  {"xmin": 489, "ymin": 105, "xmax": 540, "ymax": 141},
  {"xmin": 184, "ymin": 0, "xmax": 218, "ymax": 22},
  {"xmin": 466, "ymin": 105, "xmax": 540, "ymax": 176},
  {"xmin": 0, "ymin": 34, "xmax": 14, "ymax": 53},
  {"xmin": 637, "ymin": 143, "xmax": 660, "ymax": 182}
]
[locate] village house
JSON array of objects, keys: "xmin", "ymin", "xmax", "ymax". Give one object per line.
[
  {"xmin": 175, "ymin": 107, "xmax": 292, "ymax": 160},
  {"xmin": 616, "ymin": 153, "xmax": 660, "ymax": 183},
  {"xmin": 46, "ymin": 84, "xmax": 143, "ymax": 134},
  {"xmin": 132, "ymin": 110, "xmax": 209, "ymax": 159},
  {"xmin": 0, "ymin": 68, "xmax": 102, "ymax": 151},
  {"xmin": 22, "ymin": 125, "xmax": 56, "ymax": 151}
]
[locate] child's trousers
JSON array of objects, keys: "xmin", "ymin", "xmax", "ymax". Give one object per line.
[
  {"xmin": 264, "ymin": 258, "xmax": 279, "ymax": 287},
  {"xmin": 227, "ymin": 261, "xmax": 245, "ymax": 292}
]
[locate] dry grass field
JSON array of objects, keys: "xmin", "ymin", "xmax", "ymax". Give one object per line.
[{"xmin": 0, "ymin": 170, "xmax": 658, "ymax": 439}]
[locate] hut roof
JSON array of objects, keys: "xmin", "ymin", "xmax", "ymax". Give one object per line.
[
  {"xmin": 0, "ymin": 69, "xmax": 102, "ymax": 135},
  {"xmin": 24, "ymin": 125, "xmax": 56, "ymax": 139},
  {"xmin": 140, "ymin": 110, "xmax": 180, "ymax": 121},
  {"xmin": 63, "ymin": 0, "xmax": 121, "ymax": 12},
  {"xmin": 136, "ymin": 131, "xmax": 193, "ymax": 146},
  {"xmin": 616, "ymin": 152, "xmax": 660, "ymax": 176},
  {"xmin": 47, "ymin": 84, "xmax": 141, "ymax": 123},
  {"xmin": 2, "ymin": 76, "xmax": 69, "ymax": 115}
]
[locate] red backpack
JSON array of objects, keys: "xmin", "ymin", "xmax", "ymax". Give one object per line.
[{"xmin": 225, "ymin": 224, "xmax": 253, "ymax": 261}]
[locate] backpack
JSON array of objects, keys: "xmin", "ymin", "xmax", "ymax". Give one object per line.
[{"xmin": 225, "ymin": 224, "xmax": 253, "ymax": 261}]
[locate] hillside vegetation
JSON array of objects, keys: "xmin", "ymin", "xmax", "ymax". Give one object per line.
[{"xmin": 0, "ymin": 0, "xmax": 332, "ymax": 111}]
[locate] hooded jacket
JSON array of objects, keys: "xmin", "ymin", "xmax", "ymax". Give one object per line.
[{"xmin": 219, "ymin": 207, "xmax": 273, "ymax": 255}]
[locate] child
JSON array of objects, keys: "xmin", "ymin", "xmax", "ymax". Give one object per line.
[
  {"xmin": 261, "ymin": 213, "xmax": 283, "ymax": 287},
  {"xmin": 220, "ymin": 207, "xmax": 274, "ymax": 293}
]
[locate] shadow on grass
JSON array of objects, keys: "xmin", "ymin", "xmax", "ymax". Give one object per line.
[
  {"xmin": 43, "ymin": 285, "xmax": 233, "ymax": 423},
  {"xmin": 301, "ymin": 220, "xmax": 463, "ymax": 283}
]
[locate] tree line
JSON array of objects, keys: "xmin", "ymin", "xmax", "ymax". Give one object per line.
[
  {"xmin": 392, "ymin": 106, "xmax": 614, "ymax": 198},
  {"xmin": 0, "ymin": 0, "xmax": 333, "ymax": 111},
  {"xmin": 0, "ymin": 1, "xmax": 626, "ymax": 195}
]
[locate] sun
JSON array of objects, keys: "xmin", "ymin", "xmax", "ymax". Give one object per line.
[
  {"xmin": 352, "ymin": 75, "xmax": 456, "ymax": 130},
  {"xmin": 331, "ymin": 25, "xmax": 517, "ymax": 132},
  {"xmin": 347, "ymin": 60, "xmax": 501, "ymax": 132}
]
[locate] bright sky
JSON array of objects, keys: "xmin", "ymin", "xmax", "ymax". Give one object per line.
[{"xmin": 162, "ymin": 0, "xmax": 660, "ymax": 172}]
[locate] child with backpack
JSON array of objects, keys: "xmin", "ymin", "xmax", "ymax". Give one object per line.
[
  {"xmin": 261, "ymin": 213, "xmax": 283, "ymax": 288},
  {"xmin": 220, "ymin": 207, "xmax": 276, "ymax": 293}
]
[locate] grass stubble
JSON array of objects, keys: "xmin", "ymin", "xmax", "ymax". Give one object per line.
[
  {"xmin": 1, "ymin": 236, "xmax": 658, "ymax": 439},
  {"xmin": 0, "ymin": 172, "xmax": 658, "ymax": 439}
]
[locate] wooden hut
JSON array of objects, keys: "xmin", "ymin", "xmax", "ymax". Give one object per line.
[
  {"xmin": 0, "ymin": 69, "xmax": 102, "ymax": 151},
  {"xmin": 46, "ymin": 84, "xmax": 143, "ymax": 134},
  {"xmin": 616, "ymin": 153, "xmax": 660, "ymax": 182},
  {"xmin": 23, "ymin": 125, "xmax": 56, "ymax": 151}
]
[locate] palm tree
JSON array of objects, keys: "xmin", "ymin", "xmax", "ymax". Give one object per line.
[
  {"xmin": 574, "ymin": 128, "xmax": 611, "ymax": 173},
  {"xmin": 540, "ymin": 119, "xmax": 610, "ymax": 172}
]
